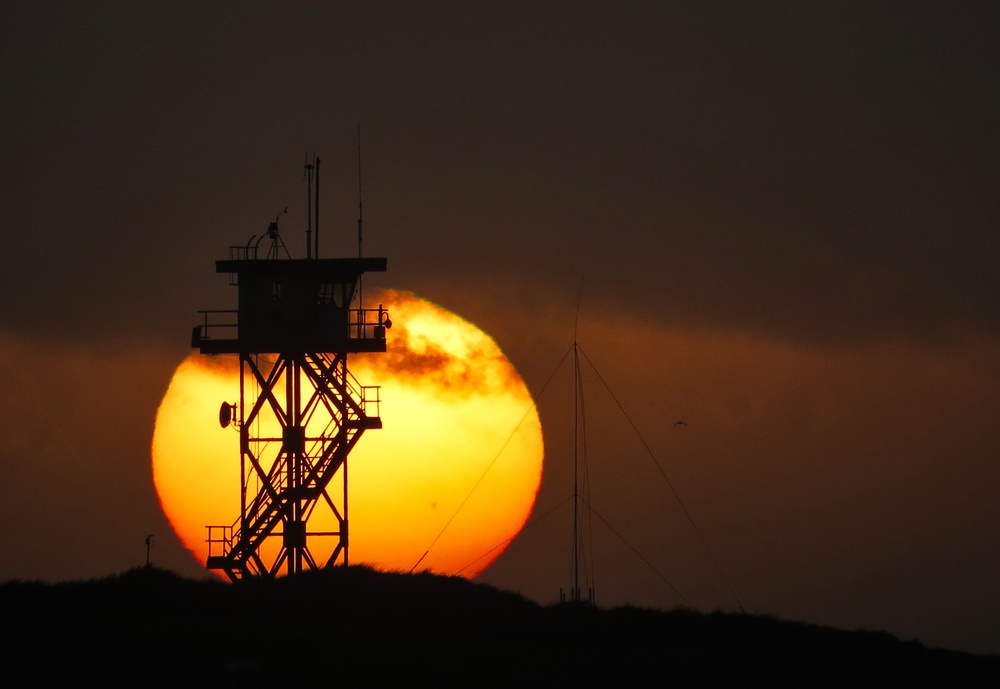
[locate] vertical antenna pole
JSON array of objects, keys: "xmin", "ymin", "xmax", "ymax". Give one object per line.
[
  {"xmin": 314, "ymin": 156, "xmax": 321, "ymax": 259},
  {"xmin": 357, "ymin": 124, "xmax": 364, "ymax": 259},
  {"xmin": 573, "ymin": 342, "xmax": 580, "ymax": 603},
  {"xmin": 357, "ymin": 125, "xmax": 364, "ymax": 320},
  {"xmin": 305, "ymin": 157, "xmax": 313, "ymax": 259},
  {"xmin": 571, "ymin": 279, "xmax": 585, "ymax": 604}
]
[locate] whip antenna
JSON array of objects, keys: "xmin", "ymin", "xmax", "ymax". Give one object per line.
[
  {"xmin": 304, "ymin": 155, "xmax": 314, "ymax": 259},
  {"xmin": 357, "ymin": 124, "xmax": 364, "ymax": 259},
  {"xmin": 314, "ymin": 156, "xmax": 321, "ymax": 258},
  {"xmin": 356, "ymin": 125, "xmax": 365, "ymax": 313}
]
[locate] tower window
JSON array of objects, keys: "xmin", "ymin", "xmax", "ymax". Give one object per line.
[
  {"xmin": 317, "ymin": 283, "xmax": 335, "ymax": 305},
  {"xmin": 317, "ymin": 283, "xmax": 349, "ymax": 307}
]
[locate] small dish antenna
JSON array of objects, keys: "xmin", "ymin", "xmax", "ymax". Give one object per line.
[{"xmin": 219, "ymin": 402, "xmax": 236, "ymax": 428}]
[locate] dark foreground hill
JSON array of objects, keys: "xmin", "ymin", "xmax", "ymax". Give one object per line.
[{"xmin": 1, "ymin": 566, "xmax": 996, "ymax": 688}]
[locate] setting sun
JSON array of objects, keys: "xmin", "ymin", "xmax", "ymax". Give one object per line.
[{"xmin": 151, "ymin": 290, "xmax": 544, "ymax": 578}]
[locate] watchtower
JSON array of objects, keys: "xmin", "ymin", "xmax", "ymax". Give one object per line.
[{"xmin": 191, "ymin": 158, "xmax": 389, "ymax": 581}]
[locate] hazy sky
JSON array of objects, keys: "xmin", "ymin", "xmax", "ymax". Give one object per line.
[{"xmin": 2, "ymin": 2, "xmax": 998, "ymax": 655}]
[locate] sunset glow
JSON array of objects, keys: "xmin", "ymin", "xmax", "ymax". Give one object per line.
[{"xmin": 151, "ymin": 290, "xmax": 544, "ymax": 577}]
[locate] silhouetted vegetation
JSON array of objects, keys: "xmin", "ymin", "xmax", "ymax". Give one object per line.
[{"xmin": 1, "ymin": 565, "xmax": 996, "ymax": 687}]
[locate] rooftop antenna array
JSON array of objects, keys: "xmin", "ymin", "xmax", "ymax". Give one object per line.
[{"xmin": 191, "ymin": 153, "xmax": 391, "ymax": 581}]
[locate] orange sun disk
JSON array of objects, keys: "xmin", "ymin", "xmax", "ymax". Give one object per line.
[{"xmin": 151, "ymin": 289, "xmax": 544, "ymax": 578}]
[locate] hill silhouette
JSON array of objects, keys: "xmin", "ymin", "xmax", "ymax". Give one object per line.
[{"xmin": 2, "ymin": 565, "xmax": 996, "ymax": 687}]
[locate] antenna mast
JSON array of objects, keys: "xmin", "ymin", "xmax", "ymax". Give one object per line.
[
  {"xmin": 573, "ymin": 282, "xmax": 583, "ymax": 602},
  {"xmin": 565, "ymin": 279, "xmax": 593, "ymax": 604},
  {"xmin": 357, "ymin": 124, "xmax": 364, "ymax": 260},
  {"xmin": 356, "ymin": 126, "xmax": 365, "ymax": 316},
  {"xmin": 314, "ymin": 156, "xmax": 321, "ymax": 259},
  {"xmin": 304, "ymin": 156, "xmax": 314, "ymax": 259}
]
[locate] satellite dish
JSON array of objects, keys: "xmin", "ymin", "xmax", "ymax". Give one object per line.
[{"xmin": 219, "ymin": 402, "xmax": 234, "ymax": 428}]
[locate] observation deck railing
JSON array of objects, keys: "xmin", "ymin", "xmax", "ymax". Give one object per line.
[
  {"xmin": 206, "ymin": 525, "xmax": 233, "ymax": 559},
  {"xmin": 192, "ymin": 307, "xmax": 390, "ymax": 350}
]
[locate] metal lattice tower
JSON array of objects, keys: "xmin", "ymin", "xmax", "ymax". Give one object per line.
[{"xmin": 191, "ymin": 183, "xmax": 389, "ymax": 581}]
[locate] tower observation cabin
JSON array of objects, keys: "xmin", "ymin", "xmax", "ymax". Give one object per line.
[
  {"xmin": 191, "ymin": 156, "xmax": 389, "ymax": 581},
  {"xmin": 192, "ymin": 252, "xmax": 389, "ymax": 356}
]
